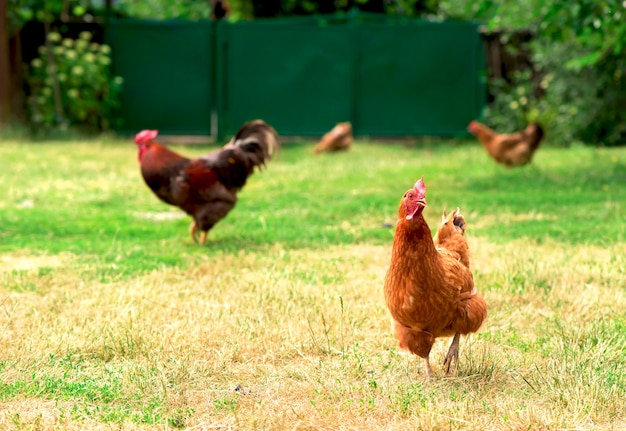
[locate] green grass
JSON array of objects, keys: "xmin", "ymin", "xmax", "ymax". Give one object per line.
[{"xmin": 0, "ymin": 136, "xmax": 625, "ymax": 430}]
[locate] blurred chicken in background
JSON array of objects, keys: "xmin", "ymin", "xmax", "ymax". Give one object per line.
[
  {"xmin": 313, "ymin": 122, "xmax": 353, "ymax": 155},
  {"xmin": 468, "ymin": 121, "xmax": 544, "ymax": 167}
]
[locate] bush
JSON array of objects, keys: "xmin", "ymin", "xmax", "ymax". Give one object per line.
[
  {"xmin": 440, "ymin": 0, "xmax": 626, "ymax": 147},
  {"xmin": 483, "ymin": 38, "xmax": 626, "ymax": 147},
  {"xmin": 25, "ymin": 30, "xmax": 123, "ymax": 133}
]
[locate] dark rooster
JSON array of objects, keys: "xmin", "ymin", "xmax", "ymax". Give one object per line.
[{"xmin": 134, "ymin": 120, "xmax": 279, "ymax": 244}]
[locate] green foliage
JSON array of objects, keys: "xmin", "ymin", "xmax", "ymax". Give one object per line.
[
  {"xmin": 7, "ymin": 0, "xmax": 98, "ymax": 30},
  {"xmin": 271, "ymin": 0, "xmax": 441, "ymax": 17},
  {"xmin": 531, "ymin": 39, "xmax": 624, "ymax": 146},
  {"xmin": 113, "ymin": 0, "xmax": 212, "ymax": 20},
  {"xmin": 107, "ymin": 0, "xmax": 443, "ymax": 20},
  {"xmin": 25, "ymin": 31, "xmax": 123, "ymax": 133},
  {"xmin": 482, "ymin": 53, "xmax": 597, "ymax": 146},
  {"xmin": 480, "ymin": 70, "xmax": 537, "ymax": 134},
  {"xmin": 440, "ymin": 0, "xmax": 626, "ymax": 146},
  {"xmin": 8, "ymin": 0, "xmax": 54, "ymax": 29},
  {"xmin": 526, "ymin": 0, "xmax": 626, "ymax": 146}
]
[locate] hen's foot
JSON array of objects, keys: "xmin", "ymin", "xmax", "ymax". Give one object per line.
[
  {"xmin": 444, "ymin": 333, "xmax": 461, "ymax": 376},
  {"xmin": 424, "ymin": 357, "xmax": 434, "ymax": 379}
]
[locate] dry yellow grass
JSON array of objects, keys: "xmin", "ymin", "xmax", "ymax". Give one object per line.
[{"xmin": 2, "ymin": 238, "xmax": 625, "ymax": 430}]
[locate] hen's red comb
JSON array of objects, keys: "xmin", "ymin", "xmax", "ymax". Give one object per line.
[
  {"xmin": 134, "ymin": 129, "xmax": 158, "ymax": 144},
  {"xmin": 414, "ymin": 177, "xmax": 426, "ymax": 196}
]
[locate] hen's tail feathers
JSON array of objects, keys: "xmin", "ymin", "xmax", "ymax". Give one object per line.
[
  {"xmin": 435, "ymin": 208, "xmax": 466, "ymax": 242},
  {"xmin": 527, "ymin": 122, "xmax": 545, "ymax": 151},
  {"xmin": 434, "ymin": 208, "xmax": 470, "ymax": 268},
  {"xmin": 463, "ymin": 294, "xmax": 488, "ymax": 334},
  {"xmin": 453, "ymin": 290, "xmax": 487, "ymax": 335},
  {"xmin": 449, "ymin": 208, "xmax": 466, "ymax": 236},
  {"xmin": 392, "ymin": 321, "xmax": 434, "ymax": 359},
  {"xmin": 228, "ymin": 119, "xmax": 280, "ymax": 166}
]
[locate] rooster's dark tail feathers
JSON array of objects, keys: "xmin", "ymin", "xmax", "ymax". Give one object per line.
[
  {"xmin": 206, "ymin": 120, "xmax": 279, "ymax": 189},
  {"xmin": 227, "ymin": 119, "xmax": 280, "ymax": 166}
]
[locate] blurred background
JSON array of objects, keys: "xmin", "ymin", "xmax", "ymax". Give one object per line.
[{"xmin": 1, "ymin": 0, "xmax": 624, "ymax": 145}]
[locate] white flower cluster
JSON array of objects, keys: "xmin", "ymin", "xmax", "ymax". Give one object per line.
[{"xmin": 26, "ymin": 30, "xmax": 124, "ymax": 131}]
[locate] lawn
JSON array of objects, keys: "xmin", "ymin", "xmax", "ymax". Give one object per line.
[{"xmin": 0, "ymin": 136, "xmax": 625, "ymax": 430}]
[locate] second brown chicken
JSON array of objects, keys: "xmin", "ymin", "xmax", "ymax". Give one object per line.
[
  {"xmin": 313, "ymin": 122, "xmax": 353, "ymax": 154},
  {"xmin": 468, "ymin": 120, "xmax": 544, "ymax": 167}
]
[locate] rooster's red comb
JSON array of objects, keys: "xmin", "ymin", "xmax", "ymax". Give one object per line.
[
  {"xmin": 414, "ymin": 177, "xmax": 426, "ymax": 196},
  {"xmin": 135, "ymin": 129, "xmax": 158, "ymax": 144}
]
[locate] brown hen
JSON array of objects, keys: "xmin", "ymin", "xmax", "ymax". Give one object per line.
[
  {"xmin": 313, "ymin": 122, "xmax": 353, "ymax": 154},
  {"xmin": 468, "ymin": 120, "xmax": 544, "ymax": 167},
  {"xmin": 384, "ymin": 178, "xmax": 487, "ymax": 378}
]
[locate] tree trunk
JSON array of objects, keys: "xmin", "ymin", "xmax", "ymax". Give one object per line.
[
  {"xmin": 0, "ymin": 0, "xmax": 13, "ymax": 124},
  {"xmin": 42, "ymin": 20, "xmax": 65, "ymax": 123}
]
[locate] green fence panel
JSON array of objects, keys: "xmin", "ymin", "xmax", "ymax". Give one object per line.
[
  {"xmin": 106, "ymin": 15, "xmax": 485, "ymax": 138},
  {"xmin": 216, "ymin": 22, "xmax": 355, "ymax": 138},
  {"xmin": 355, "ymin": 21, "xmax": 485, "ymax": 136},
  {"xmin": 216, "ymin": 17, "xmax": 484, "ymax": 138},
  {"xmin": 106, "ymin": 20, "xmax": 214, "ymax": 135}
]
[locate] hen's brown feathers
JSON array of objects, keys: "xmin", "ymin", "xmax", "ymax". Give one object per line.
[
  {"xmin": 433, "ymin": 208, "xmax": 470, "ymax": 268},
  {"xmin": 468, "ymin": 121, "xmax": 544, "ymax": 167},
  {"xmin": 384, "ymin": 182, "xmax": 487, "ymax": 376},
  {"xmin": 313, "ymin": 122, "xmax": 353, "ymax": 154}
]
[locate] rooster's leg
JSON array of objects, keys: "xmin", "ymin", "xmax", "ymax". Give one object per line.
[
  {"xmin": 190, "ymin": 222, "xmax": 208, "ymax": 245},
  {"xmin": 424, "ymin": 357, "xmax": 434, "ymax": 379},
  {"xmin": 444, "ymin": 332, "xmax": 461, "ymax": 376},
  {"xmin": 190, "ymin": 222, "xmax": 200, "ymax": 243}
]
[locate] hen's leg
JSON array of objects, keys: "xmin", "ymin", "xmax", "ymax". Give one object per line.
[
  {"xmin": 424, "ymin": 356, "xmax": 434, "ymax": 379},
  {"xmin": 199, "ymin": 231, "xmax": 208, "ymax": 245},
  {"xmin": 444, "ymin": 332, "xmax": 461, "ymax": 376}
]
